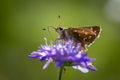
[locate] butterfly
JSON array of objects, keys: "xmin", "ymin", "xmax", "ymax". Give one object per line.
[{"xmin": 55, "ymin": 26, "xmax": 101, "ymax": 50}]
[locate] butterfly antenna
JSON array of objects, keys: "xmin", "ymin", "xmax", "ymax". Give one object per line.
[
  {"xmin": 58, "ymin": 15, "xmax": 61, "ymax": 27},
  {"xmin": 42, "ymin": 26, "xmax": 55, "ymax": 41},
  {"xmin": 42, "ymin": 26, "xmax": 56, "ymax": 30}
]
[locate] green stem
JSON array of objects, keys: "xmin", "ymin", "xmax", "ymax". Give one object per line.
[{"xmin": 58, "ymin": 66, "xmax": 64, "ymax": 80}]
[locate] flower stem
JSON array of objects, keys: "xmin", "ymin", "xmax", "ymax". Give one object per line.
[{"xmin": 59, "ymin": 66, "xmax": 64, "ymax": 80}]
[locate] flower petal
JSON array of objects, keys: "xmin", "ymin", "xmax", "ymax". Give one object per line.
[
  {"xmin": 87, "ymin": 63, "xmax": 97, "ymax": 71},
  {"xmin": 73, "ymin": 66, "xmax": 89, "ymax": 73},
  {"xmin": 43, "ymin": 58, "xmax": 53, "ymax": 69}
]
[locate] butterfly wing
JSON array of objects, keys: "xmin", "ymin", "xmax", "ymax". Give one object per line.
[{"xmin": 66, "ymin": 26, "xmax": 101, "ymax": 48}]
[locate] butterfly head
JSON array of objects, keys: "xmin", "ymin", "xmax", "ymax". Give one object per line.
[{"xmin": 55, "ymin": 27, "xmax": 64, "ymax": 34}]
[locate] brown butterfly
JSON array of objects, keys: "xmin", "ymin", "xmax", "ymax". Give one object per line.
[{"xmin": 55, "ymin": 26, "xmax": 101, "ymax": 50}]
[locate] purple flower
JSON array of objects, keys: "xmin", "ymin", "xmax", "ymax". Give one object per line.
[{"xmin": 28, "ymin": 38, "xmax": 96, "ymax": 73}]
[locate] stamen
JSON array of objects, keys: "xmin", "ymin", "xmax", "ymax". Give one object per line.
[{"xmin": 44, "ymin": 37, "xmax": 48, "ymax": 45}]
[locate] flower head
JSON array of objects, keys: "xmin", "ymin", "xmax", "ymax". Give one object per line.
[{"xmin": 28, "ymin": 38, "xmax": 96, "ymax": 73}]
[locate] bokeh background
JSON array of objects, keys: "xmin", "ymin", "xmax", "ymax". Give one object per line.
[{"xmin": 1, "ymin": 0, "xmax": 120, "ymax": 80}]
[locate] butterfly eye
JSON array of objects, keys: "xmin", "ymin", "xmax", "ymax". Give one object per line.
[{"xmin": 59, "ymin": 27, "xmax": 63, "ymax": 30}]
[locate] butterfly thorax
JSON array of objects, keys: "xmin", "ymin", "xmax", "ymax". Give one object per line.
[{"xmin": 55, "ymin": 27, "xmax": 69, "ymax": 41}]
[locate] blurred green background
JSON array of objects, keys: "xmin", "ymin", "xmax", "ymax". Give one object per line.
[{"xmin": 1, "ymin": 0, "xmax": 120, "ymax": 80}]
